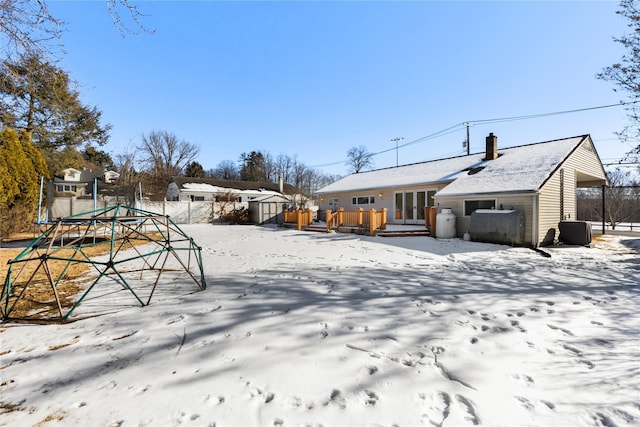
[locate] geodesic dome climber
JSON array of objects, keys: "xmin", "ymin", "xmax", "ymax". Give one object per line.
[{"xmin": 1, "ymin": 205, "xmax": 206, "ymax": 321}]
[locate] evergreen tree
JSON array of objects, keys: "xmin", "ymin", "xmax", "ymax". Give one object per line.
[
  {"xmin": 0, "ymin": 54, "xmax": 111, "ymax": 174},
  {"xmin": 83, "ymin": 145, "xmax": 115, "ymax": 170},
  {"xmin": 184, "ymin": 161, "xmax": 205, "ymax": 178},
  {"xmin": 0, "ymin": 128, "xmax": 48, "ymax": 236},
  {"xmin": 239, "ymin": 151, "xmax": 268, "ymax": 182}
]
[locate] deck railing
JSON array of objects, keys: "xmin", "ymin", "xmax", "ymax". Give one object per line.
[
  {"xmin": 283, "ymin": 209, "xmax": 314, "ymax": 230},
  {"xmin": 284, "ymin": 207, "xmax": 387, "ymax": 235}
]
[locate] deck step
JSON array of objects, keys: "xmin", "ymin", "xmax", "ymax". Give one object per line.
[
  {"xmin": 304, "ymin": 225, "xmax": 329, "ymax": 233},
  {"xmin": 377, "ymin": 229, "xmax": 431, "ymax": 237}
]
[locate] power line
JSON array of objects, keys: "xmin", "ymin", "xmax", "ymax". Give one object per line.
[
  {"xmin": 466, "ymin": 100, "xmax": 639, "ymax": 126},
  {"xmin": 309, "ymin": 100, "xmax": 639, "ymax": 170}
]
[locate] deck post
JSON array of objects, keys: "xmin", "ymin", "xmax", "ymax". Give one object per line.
[
  {"xmin": 296, "ymin": 209, "xmax": 303, "ymax": 231},
  {"xmin": 424, "ymin": 206, "xmax": 429, "ymax": 228},
  {"xmin": 381, "ymin": 208, "xmax": 387, "ymax": 230},
  {"xmin": 338, "ymin": 207, "xmax": 344, "ymax": 227},
  {"xmin": 357, "ymin": 207, "xmax": 364, "ymax": 227},
  {"xmin": 369, "ymin": 208, "xmax": 377, "ymax": 236},
  {"xmin": 307, "ymin": 208, "xmax": 313, "ymax": 225},
  {"xmin": 326, "ymin": 209, "xmax": 332, "ymax": 232}
]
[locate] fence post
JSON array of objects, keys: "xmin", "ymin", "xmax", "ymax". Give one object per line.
[
  {"xmin": 326, "ymin": 209, "xmax": 332, "ymax": 232},
  {"xmin": 357, "ymin": 207, "xmax": 363, "ymax": 227},
  {"xmin": 296, "ymin": 209, "xmax": 303, "ymax": 231},
  {"xmin": 381, "ymin": 208, "xmax": 387, "ymax": 230},
  {"xmin": 338, "ymin": 207, "xmax": 344, "ymax": 227},
  {"xmin": 369, "ymin": 208, "xmax": 377, "ymax": 236}
]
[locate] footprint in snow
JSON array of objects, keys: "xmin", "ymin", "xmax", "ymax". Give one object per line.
[
  {"xmin": 546, "ymin": 324, "xmax": 574, "ymax": 336},
  {"xmin": 514, "ymin": 396, "xmax": 535, "ymax": 411},
  {"xmin": 419, "ymin": 391, "xmax": 451, "ymax": 427},
  {"xmin": 364, "ymin": 390, "xmax": 379, "ymax": 406},
  {"xmin": 562, "ymin": 343, "xmax": 583, "ymax": 356},
  {"xmin": 510, "ymin": 373, "xmax": 534, "ymax": 386},
  {"xmin": 365, "ymin": 365, "xmax": 378, "ymax": 375},
  {"xmin": 577, "ymin": 359, "xmax": 595, "ymax": 369},
  {"xmin": 324, "ymin": 389, "xmax": 346, "ymax": 409},
  {"xmin": 203, "ymin": 395, "xmax": 225, "ymax": 406},
  {"xmin": 166, "ymin": 314, "xmax": 186, "ymax": 325},
  {"xmin": 249, "ymin": 388, "xmax": 275, "ymax": 403},
  {"xmin": 455, "ymin": 394, "xmax": 480, "ymax": 425}
]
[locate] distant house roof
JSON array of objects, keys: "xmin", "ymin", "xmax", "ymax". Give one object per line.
[
  {"xmin": 318, "ymin": 135, "xmax": 599, "ymax": 197},
  {"xmin": 248, "ymin": 194, "xmax": 292, "ymax": 203},
  {"xmin": 55, "ymin": 168, "xmax": 109, "ymax": 183},
  {"xmin": 170, "ymin": 177, "xmax": 297, "ymax": 195}
]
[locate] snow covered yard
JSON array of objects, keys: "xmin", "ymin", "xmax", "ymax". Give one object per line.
[{"xmin": 1, "ymin": 224, "xmax": 639, "ymax": 427}]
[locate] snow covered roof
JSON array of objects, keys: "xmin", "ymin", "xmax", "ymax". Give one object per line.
[
  {"xmin": 318, "ymin": 135, "xmax": 593, "ymax": 197},
  {"xmin": 170, "ymin": 177, "xmax": 297, "ymax": 195}
]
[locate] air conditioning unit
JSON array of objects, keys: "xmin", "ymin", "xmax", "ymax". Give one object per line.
[{"xmin": 558, "ymin": 221, "xmax": 592, "ymax": 246}]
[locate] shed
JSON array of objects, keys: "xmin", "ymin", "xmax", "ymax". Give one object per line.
[{"xmin": 248, "ymin": 194, "xmax": 292, "ymax": 225}]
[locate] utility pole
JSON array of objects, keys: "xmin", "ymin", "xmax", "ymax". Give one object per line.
[
  {"xmin": 465, "ymin": 122, "xmax": 470, "ymax": 155},
  {"xmin": 390, "ymin": 137, "xmax": 404, "ymax": 166}
]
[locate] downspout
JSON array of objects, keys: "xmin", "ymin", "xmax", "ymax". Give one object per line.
[
  {"xmin": 532, "ymin": 193, "xmax": 539, "ymax": 247},
  {"xmin": 601, "ymin": 184, "xmax": 606, "ymax": 235}
]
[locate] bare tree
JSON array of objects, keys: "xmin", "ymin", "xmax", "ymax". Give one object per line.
[
  {"xmin": 577, "ymin": 168, "xmax": 640, "ymax": 229},
  {"xmin": 209, "ymin": 160, "xmax": 240, "ymax": 180},
  {"xmin": 0, "ymin": 0, "xmax": 64, "ymax": 59},
  {"xmin": 1, "ymin": 1, "xmax": 152, "ymax": 60},
  {"xmin": 346, "ymin": 145, "xmax": 374, "ymax": 173},
  {"xmin": 597, "ymin": 0, "xmax": 640, "ymax": 161},
  {"xmin": 106, "ymin": 0, "xmax": 154, "ymax": 36},
  {"xmin": 137, "ymin": 130, "xmax": 199, "ymax": 199}
]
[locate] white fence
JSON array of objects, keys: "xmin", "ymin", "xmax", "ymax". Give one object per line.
[
  {"xmin": 590, "ymin": 222, "xmax": 640, "ymax": 233},
  {"xmin": 47, "ymin": 198, "xmax": 247, "ymax": 224}
]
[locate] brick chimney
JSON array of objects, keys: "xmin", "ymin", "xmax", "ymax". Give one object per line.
[{"xmin": 485, "ymin": 132, "xmax": 498, "ymax": 160}]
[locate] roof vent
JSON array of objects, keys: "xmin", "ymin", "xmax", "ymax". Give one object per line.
[{"xmin": 467, "ymin": 166, "xmax": 485, "ymax": 175}]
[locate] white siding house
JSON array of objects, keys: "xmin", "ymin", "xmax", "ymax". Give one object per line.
[
  {"xmin": 317, "ymin": 134, "xmax": 608, "ymax": 246},
  {"xmin": 166, "ymin": 177, "xmax": 296, "ymax": 203}
]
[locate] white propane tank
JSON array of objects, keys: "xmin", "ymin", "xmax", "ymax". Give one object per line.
[{"xmin": 436, "ymin": 208, "xmax": 456, "ymax": 238}]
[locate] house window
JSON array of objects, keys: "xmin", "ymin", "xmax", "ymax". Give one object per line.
[
  {"xmin": 190, "ymin": 195, "xmax": 205, "ymax": 202},
  {"xmin": 328, "ymin": 198, "xmax": 339, "ymax": 208},
  {"xmin": 464, "ymin": 199, "xmax": 496, "ymax": 216},
  {"xmin": 215, "ymin": 195, "xmax": 240, "ymax": 202},
  {"xmin": 57, "ymin": 184, "xmax": 77, "ymax": 193},
  {"xmin": 351, "ymin": 196, "xmax": 375, "ymax": 205}
]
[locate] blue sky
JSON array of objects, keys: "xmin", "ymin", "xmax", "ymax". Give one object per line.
[{"xmin": 49, "ymin": 1, "xmax": 632, "ymax": 176}]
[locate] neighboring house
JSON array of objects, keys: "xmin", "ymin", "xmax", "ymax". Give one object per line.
[
  {"xmin": 53, "ymin": 168, "xmax": 87, "ymax": 196},
  {"xmin": 103, "ymin": 170, "xmax": 120, "ymax": 184},
  {"xmin": 53, "ymin": 168, "xmax": 119, "ymax": 197},
  {"xmin": 317, "ymin": 133, "xmax": 608, "ymax": 246},
  {"xmin": 166, "ymin": 177, "xmax": 298, "ymax": 203}
]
